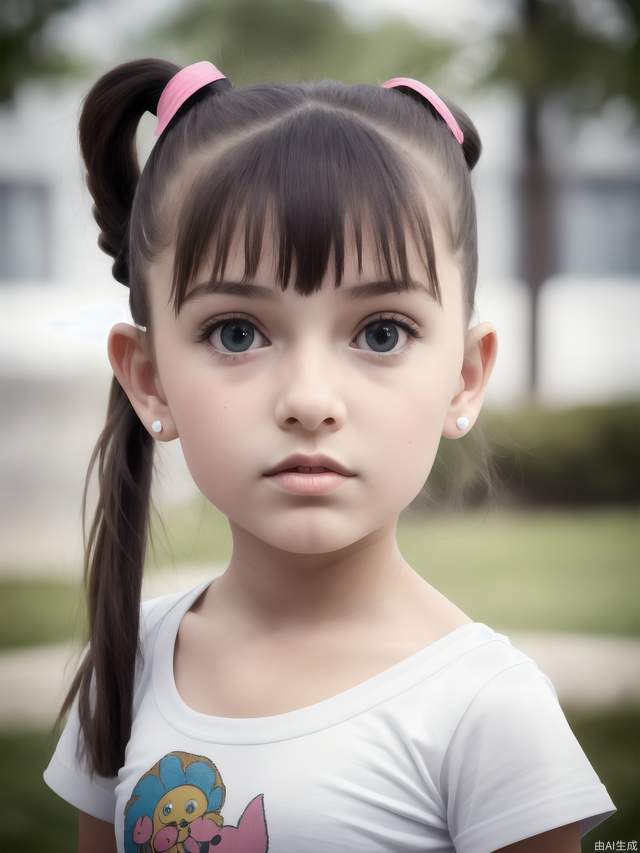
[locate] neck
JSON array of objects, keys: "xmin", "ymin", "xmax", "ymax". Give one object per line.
[{"xmin": 198, "ymin": 517, "xmax": 420, "ymax": 637}]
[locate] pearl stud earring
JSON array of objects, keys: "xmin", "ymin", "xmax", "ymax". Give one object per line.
[
  {"xmin": 456, "ymin": 415, "xmax": 470, "ymax": 431},
  {"xmin": 151, "ymin": 420, "xmax": 163, "ymax": 434}
]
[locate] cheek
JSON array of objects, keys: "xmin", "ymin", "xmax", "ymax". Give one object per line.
[
  {"xmin": 167, "ymin": 369, "xmax": 258, "ymax": 502},
  {"xmin": 368, "ymin": 367, "xmax": 449, "ymax": 495}
]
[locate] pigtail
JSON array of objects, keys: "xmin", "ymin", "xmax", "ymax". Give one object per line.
[
  {"xmin": 448, "ymin": 101, "xmax": 482, "ymax": 172},
  {"xmin": 53, "ymin": 59, "xmax": 180, "ymax": 779},
  {"xmin": 389, "ymin": 83, "xmax": 482, "ymax": 173},
  {"xmin": 79, "ymin": 59, "xmax": 180, "ymax": 285}
]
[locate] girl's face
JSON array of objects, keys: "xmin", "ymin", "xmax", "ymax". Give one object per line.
[{"xmin": 125, "ymin": 217, "xmax": 492, "ymax": 559}]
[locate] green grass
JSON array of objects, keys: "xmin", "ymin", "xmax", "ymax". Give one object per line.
[
  {"xmin": 0, "ymin": 578, "xmax": 87, "ymax": 650},
  {"xmin": 1, "ymin": 505, "xmax": 638, "ymax": 650},
  {"xmin": 7, "ymin": 702, "xmax": 639, "ymax": 851},
  {"xmin": 567, "ymin": 702, "xmax": 640, "ymax": 844},
  {"xmin": 398, "ymin": 505, "xmax": 640, "ymax": 636}
]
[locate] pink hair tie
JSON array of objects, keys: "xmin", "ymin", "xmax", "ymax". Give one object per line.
[
  {"xmin": 154, "ymin": 60, "xmax": 227, "ymax": 137},
  {"xmin": 381, "ymin": 77, "xmax": 464, "ymax": 145}
]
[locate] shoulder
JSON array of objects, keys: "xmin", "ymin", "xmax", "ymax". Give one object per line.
[
  {"xmin": 432, "ymin": 622, "xmax": 549, "ymax": 714},
  {"xmin": 439, "ymin": 626, "xmax": 564, "ymax": 748},
  {"xmin": 439, "ymin": 635, "xmax": 616, "ymax": 852},
  {"xmin": 139, "ymin": 578, "xmax": 210, "ymax": 639},
  {"xmin": 140, "ymin": 587, "xmax": 187, "ymax": 628},
  {"xmin": 134, "ymin": 579, "xmax": 211, "ymax": 685},
  {"xmin": 462, "ymin": 636, "xmax": 558, "ymax": 707},
  {"xmin": 423, "ymin": 625, "xmax": 565, "ymax": 766},
  {"xmin": 446, "ymin": 654, "xmax": 563, "ymax": 748}
]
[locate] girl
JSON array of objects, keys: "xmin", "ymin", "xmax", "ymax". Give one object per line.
[{"xmin": 43, "ymin": 58, "xmax": 616, "ymax": 853}]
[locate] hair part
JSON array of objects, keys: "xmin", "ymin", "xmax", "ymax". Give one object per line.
[{"xmin": 53, "ymin": 57, "xmax": 498, "ymax": 779}]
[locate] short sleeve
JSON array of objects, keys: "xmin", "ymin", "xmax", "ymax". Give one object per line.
[
  {"xmin": 41, "ymin": 592, "xmax": 168, "ymax": 822},
  {"xmin": 439, "ymin": 660, "xmax": 617, "ymax": 853},
  {"xmin": 42, "ymin": 661, "xmax": 117, "ymax": 823}
]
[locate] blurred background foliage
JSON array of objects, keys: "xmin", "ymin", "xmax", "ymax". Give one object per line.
[
  {"xmin": 4, "ymin": 0, "xmax": 638, "ymax": 112},
  {"xmin": 432, "ymin": 399, "xmax": 640, "ymax": 509},
  {"xmin": 0, "ymin": 0, "xmax": 93, "ymax": 104}
]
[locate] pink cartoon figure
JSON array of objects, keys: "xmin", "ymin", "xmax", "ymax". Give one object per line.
[{"xmin": 183, "ymin": 795, "xmax": 268, "ymax": 852}]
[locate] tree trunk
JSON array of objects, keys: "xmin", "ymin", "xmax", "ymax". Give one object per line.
[{"xmin": 517, "ymin": 0, "xmax": 557, "ymax": 402}]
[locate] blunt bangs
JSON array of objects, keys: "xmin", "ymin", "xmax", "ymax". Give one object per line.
[{"xmin": 166, "ymin": 103, "xmax": 447, "ymax": 318}]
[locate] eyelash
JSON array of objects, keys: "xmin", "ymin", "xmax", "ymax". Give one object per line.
[{"xmin": 194, "ymin": 312, "xmax": 423, "ymax": 362}]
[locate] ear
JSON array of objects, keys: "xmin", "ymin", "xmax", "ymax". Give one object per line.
[
  {"xmin": 443, "ymin": 321, "xmax": 498, "ymax": 439},
  {"xmin": 107, "ymin": 322, "xmax": 177, "ymax": 441}
]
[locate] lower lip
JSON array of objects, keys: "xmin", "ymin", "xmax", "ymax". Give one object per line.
[{"xmin": 265, "ymin": 470, "xmax": 354, "ymax": 495}]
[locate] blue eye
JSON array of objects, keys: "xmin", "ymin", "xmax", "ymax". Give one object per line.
[
  {"xmin": 199, "ymin": 317, "xmax": 261, "ymax": 358},
  {"xmin": 195, "ymin": 312, "xmax": 422, "ymax": 362},
  {"xmin": 185, "ymin": 799, "xmax": 197, "ymax": 814},
  {"xmin": 162, "ymin": 802, "xmax": 173, "ymax": 816},
  {"xmin": 357, "ymin": 319, "xmax": 412, "ymax": 354}
]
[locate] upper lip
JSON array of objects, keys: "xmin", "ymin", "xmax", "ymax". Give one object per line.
[{"xmin": 264, "ymin": 453, "xmax": 356, "ymax": 477}]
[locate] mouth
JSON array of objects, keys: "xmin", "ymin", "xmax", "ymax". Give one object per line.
[
  {"xmin": 272, "ymin": 466, "xmax": 337, "ymax": 474},
  {"xmin": 264, "ymin": 468, "xmax": 355, "ymax": 495},
  {"xmin": 264, "ymin": 455, "xmax": 356, "ymax": 477}
]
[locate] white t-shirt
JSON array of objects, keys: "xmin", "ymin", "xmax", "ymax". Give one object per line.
[{"xmin": 43, "ymin": 576, "xmax": 616, "ymax": 853}]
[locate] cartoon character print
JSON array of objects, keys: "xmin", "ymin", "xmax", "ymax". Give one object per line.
[{"xmin": 124, "ymin": 750, "xmax": 269, "ymax": 852}]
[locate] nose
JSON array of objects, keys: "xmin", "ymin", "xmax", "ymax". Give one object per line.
[
  {"xmin": 275, "ymin": 348, "xmax": 346, "ymax": 430},
  {"xmin": 276, "ymin": 392, "xmax": 346, "ymax": 432}
]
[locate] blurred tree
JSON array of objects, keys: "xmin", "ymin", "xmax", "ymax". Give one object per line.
[
  {"xmin": 137, "ymin": 0, "xmax": 456, "ymax": 89},
  {"xmin": 475, "ymin": 0, "xmax": 639, "ymax": 400},
  {"xmin": 0, "ymin": 0, "xmax": 94, "ymax": 104}
]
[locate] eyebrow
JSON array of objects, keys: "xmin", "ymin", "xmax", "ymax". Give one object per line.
[{"xmin": 182, "ymin": 278, "xmax": 436, "ymax": 304}]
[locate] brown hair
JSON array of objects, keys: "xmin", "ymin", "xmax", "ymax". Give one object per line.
[{"xmin": 53, "ymin": 57, "xmax": 498, "ymax": 779}]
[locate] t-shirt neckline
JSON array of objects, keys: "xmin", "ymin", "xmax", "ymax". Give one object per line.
[{"xmin": 152, "ymin": 576, "xmax": 493, "ymax": 744}]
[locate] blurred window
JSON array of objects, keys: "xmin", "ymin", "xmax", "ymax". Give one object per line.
[
  {"xmin": 0, "ymin": 179, "xmax": 51, "ymax": 281},
  {"xmin": 556, "ymin": 175, "xmax": 640, "ymax": 275}
]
